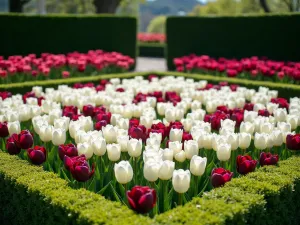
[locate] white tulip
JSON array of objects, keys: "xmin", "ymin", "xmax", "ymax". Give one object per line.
[
  {"xmin": 212, "ymin": 135, "xmax": 227, "ymax": 151},
  {"xmin": 238, "ymin": 133, "xmax": 251, "ymax": 149},
  {"xmin": 240, "ymin": 122, "xmax": 255, "ymax": 135},
  {"xmin": 26, "ymin": 97, "xmax": 38, "ymax": 105},
  {"xmin": 149, "ymin": 132, "xmax": 162, "ymax": 143},
  {"xmin": 216, "ymin": 143, "xmax": 231, "ymax": 161},
  {"xmin": 114, "ymin": 161, "xmax": 133, "ymax": 184},
  {"xmin": 244, "ymin": 111, "xmax": 258, "ymax": 122},
  {"xmin": 226, "ymin": 133, "xmax": 239, "ymax": 150},
  {"xmin": 117, "ymin": 135, "xmax": 129, "ymax": 152},
  {"xmin": 168, "ymin": 141, "xmax": 182, "ymax": 156},
  {"xmin": 6, "ymin": 111, "xmax": 19, "ymax": 122},
  {"xmin": 181, "ymin": 118, "xmax": 193, "ymax": 132},
  {"xmin": 277, "ymin": 122, "xmax": 291, "ymax": 133},
  {"xmin": 190, "ymin": 155, "xmax": 207, "ymax": 176},
  {"xmin": 91, "ymin": 138, "xmax": 107, "ymax": 156},
  {"xmin": 52, "ymin": 128, "xmax": 66, "ymax": 146},
  {"xmin": 175, "ymin": 109, "xmax": 185, "ymax": 121},
  {"xmin": 260, "ymin": 122, "xmax": 274, "ymax": 134},
  {"xmin": 111, "ymin": 114, "xmax": 122, "ymax": 126},
  {"xmin": 158, "ymin": 160, "xmax": 175, "ymax": 180},
  {"xmin": 169, "ymin": 128, "xmax": 183, "ymax": 142},
  {"xmin": 78, "ymin": 142, "xmax": 93, "ymax": 159},
  {"xmin": 69, "ymin": 121, "xmax": 83, "ymax": 139},
  {"xmin": 143, "ymin": 149, "xmax": 163, "ymax": 163},
  {"xmin": 172, "ymin": 169, "xmax": 191, "ymax": 193},
  {"xmin": 49, "ymin": 109, "xmax": 62, "ymax": 125},
  {"xmin": 107, "ymin": 144, "xmax": 121, "ymax": 161},
  {"xmin": 116, "ymin": 118, "xmax": 129, "ymax": 130},
  {"xmin": 102, "ymin": 125, "xmax": 118, "ymax": 143},
  {"xmin": 78, "ymin": 116, "xmax": 93, "ymax": 132},
  {"xmin": 191, "ymin": 100, "xmax": 202, "ymax": 111},
  {"xmin": 140, "ymin": 116, "xmax": 153, "ymax": 129},
  {"xmin": 175, "ymin": 150, "xmax": 186, "ymax": 162},
  {"xmin": 221, "ymin": 119, "xmax": 236, "ymax": 129},
  {"xmin": 286, "ymin": 115, "xmax": 298, "ymax": 130},
  {"xmin": 32, "ymin": 86, "xmax": 43, "ymax": 97},
  {"xmin": 266, "ymin": 102, "xmax": 279, "ymax": 114},
  {"xmin": 128, "ymin": 138, "xmax": 143, "ymax": 158},
  {"xmin": 274, "ymin": 108, "xmax": 287, "ymax": 122},
  {"xmin": 165, "ymin": 108, "xmax": 176, "ymax": 122},
  {"xmin": 184, "ymin": 140, "xmax": 199, "ymax": 159},
  {"xmin": 144, "ymin": 160, "xmax": 161, "ymax": 182},
  {"xmin": 54, "ymin": 117, "xmax": 70, "ymax": 131},
  {"xmin": 161, "ymin": 148, "xmax": 174, "ymax": 161},
  {"xmin": 271, "ymin": 130, "xmax": 283, "ymax": 147},
  {"xmin": 7, "ymin": 121, "xmax": 20, "ymax": 136},
  {"xmin": 39, "ymin": 125, "xmax": 53, "ymax": 142},
  {"xmin": 254, "ymin": 133, "xmax": 268, "ymax": 150}
]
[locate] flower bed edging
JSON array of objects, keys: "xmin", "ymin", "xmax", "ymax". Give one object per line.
[{"xmin": 1, "ymin": 150, "xmax": 300, "ymax": 225}]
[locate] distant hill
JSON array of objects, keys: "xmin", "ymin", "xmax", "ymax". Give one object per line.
[{"xmin": 139, "ymin": 0, "xmax": 203, "ymax": 31}]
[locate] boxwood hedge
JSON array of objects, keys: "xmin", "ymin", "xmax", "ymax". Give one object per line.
[
  {"xmin": 166, "ymin": 13, "xmax": 300, "ymax": 70},
  {"xmin": 138, "ymin": 43, "xmax": 165, "ymax": 57},
  {"xmin": 1, "ymin": 150, "xmax": 300, "ymax": 225},
  {"xmin": 0, "ymin": 13, "xmax": 137, "ymax": 61}
]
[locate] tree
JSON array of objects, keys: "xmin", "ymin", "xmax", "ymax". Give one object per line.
[
  {"xmin": 147, "ymin": 16, "xmax": 166, "ymax": 34},
  {"xmin": 9, "ymin": 0, "xmax": 31, "ymax": 12},
  {"xmin": 259, "ymin": 0, "xmax": 270, "ymax": 12},
  {"xmin": 93, "ymin": 0, "xmax": 122, "ymax": 13}
]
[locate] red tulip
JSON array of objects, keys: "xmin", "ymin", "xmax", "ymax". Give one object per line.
[
  {"xmin": 64, "ymin": 155, "xmax": 95, "ymax": 182},
  {"xmin": 236, "ymin": 155, "xmax": 257, "ymax": 175},
  {"xmin": 127, "ymin": 186, "xmax": 156, "ymax": 214},
  {"xmin": 96, "ymin": 112, "xmax": 111, "ymax": 123},
  {"xmin": 82, "ymin": 104, "xmax": 94, "ymax": 117},
  {"xmin": 128, "ymin": 125, "xmax": 146, "ymax": 141},
  {"xmin": 6, "ymin": 136, "xmax": 21, "ymax": 155},
  {"xmin": 211, "ymin": 168, "xmax": 233, "ymax": 188},
  {"xmin": 95, "ymin": 120, "xmax": 107, "ymax": 131},
  {"xmin": 271, "ymin": 98, "xmax": 289, "ymax": 110},
  {"xmin": 129, "ymin": 118, "xmax": 140, "ymax": 127},
  {"xmin": 243, "ymin": 103, "xmax": 254, "ymax": 111},
  {"xmin": 62, "ymin": 71, "xmax": 70, "ymax": 78},
  {"xmin": 27, "ymin": 146, "xmax": 47, "ymax": 165},
  {"xmin": 58, "ymin": 143, "xmax": 78, "ymax": 161},
  {"xmin": 12, "ymin": 130, "xmax": 33, "ymax": 149},
  {"xmin": 258, "ymin": 109, "xmax": 271, "ymax": 117},
  {"xmin": 260, "ymin": 152, "xmax": 279, "ymax": 166},
  {"xmin": 0, "ymin": 122, "xmax": 9, "ymax": 137},
  {"xmin": 286, "ymin": 134, "xmax": 300, "ymax": 151},
  {"xmin": 226, "ymin": 69, "xmax": 238, "ymax": 77}
]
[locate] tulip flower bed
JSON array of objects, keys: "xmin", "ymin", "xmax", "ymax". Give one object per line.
[
  {"xmin": 138, "ymin": 33, "xmax": 166, "ymax": 43},
  {"xmin": 174, "ymin": 55, "xmax": 300, "ymax": 84},
  {"xmin": 1, "ymin": 74, "xmax": 300, "ymax": 220},
  {"xmin": 0, "ymin": 50, "xmax": 134, "ymax": 83}
]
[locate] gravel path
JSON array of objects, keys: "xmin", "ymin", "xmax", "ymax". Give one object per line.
[{"xmin": 135, "ymin": 57, "xmax": 167, "ymax": 72}]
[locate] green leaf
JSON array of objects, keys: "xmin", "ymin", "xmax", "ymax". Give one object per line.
[
  {"xmin": 97, "ymin": 181, "xmax": 111, "ymax": 195},
  {"xmin": 109, "ymin": 183, "xmax": 124, "ymax": 204},
  {"xmin": 197, "ymin": 177, "xmax": 210, "ymax": 197}
]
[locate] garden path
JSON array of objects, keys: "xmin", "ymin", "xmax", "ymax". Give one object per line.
[{"xmin": 135, "ymin": 57, "xmax": 167, "ymax": 72}]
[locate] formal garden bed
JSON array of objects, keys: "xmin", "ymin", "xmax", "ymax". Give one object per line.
[{"xmin": 0, "ymin": 71, "xmax": 300, "ymax": 225}]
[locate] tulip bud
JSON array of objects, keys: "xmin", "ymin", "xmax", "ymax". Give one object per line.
[
  {"xmin": 277, "ymin": 122, "xmax": 291, "ymax": 133},
  {"xmin": 7, "ymin": 121, "xmax": 21, "ymax": 136},
  {"xmin": 54, "ymin": 117, "xmax": 70, "ymax": 131},
  {"xmin": 77, "ymin": 142, "xmax": 93, "ymax": 159},
  {"xmin": 158, "ymin": 160, "xmax": 175, "ymax": 180},
  {"xmin": 165, "ymin": 108, "xmax": 176, "ymax": 122},
  {"xmin": 161, "ymin": 148, "xmax": 174, "ymax": 161},
  {"xmin": 58, "ymin": 143, "xmax": 78, "ymax": 161},
  {"xmin": 254, "ymin": 133, "xmax": 269, "ymax": 150},
  {"xmin": 286, "ymin": 115, "xmax": 298, "ymax": 130},
  {"xmin": 216, "ymin": 143, "xmax": 231, "ymax": 161},
  {"xmin": 184, "ymin": 140, "xmax": 199, "ymax": 159},
  {"xmin": 39, "ymin": 125, "xmax": 53, "ymax": 142},
  {"xmin": 114, "ymin": 161, "xmax": 133, "ymax": 184},
  {"xmin": 140, "ymin": 116, "xmax": 153, "ymax": 129},
  {"xmin": 286, "ymin": 134, "xmax": 300, "ymax": 150},
  {"xmin": 211, "ymin": 168, "xmax": 233, "ymax": 188},
  {"xmin": 116, "ymin": 118, "xmax": 129, "ymax": 130},
  {"xmin": 6, "ymin": 136, "xmax": 21, "ymax": 155},
  {"xmin": 102, "ymin": 125, "xmax": 118, "ymax": 143},
  {"xmin": 107, "ymin": 144, "xmax": 121, "ymax": 161},
  {"xmin": 27, "ymin": 146, "xmax": 47, "ymax": 165},
  {"xmin": 226, "ymin": 133, "xmax": 239, "ymax": 151},
  {"xmin": 13, "ymin": 130, "xmax": 33, "ymax": 149},
  {"xmin": 260, "ymin": 122, "xmax": 274, "ymax": 134},
  {"xmin": 240, "ymin": 122, "xmax": 255, "ymax": 135},
  {"xmin": 0, "ymin": 122, "xmax": 9, "ymax": 137},
  {"xmin": 128, "ymin": 138, "xmax": 143, "ymax": 158},
  {"xmin": 127, "ymin": 186, "xmax": 156, "ymax": 214},
  {"xmin": 190, "ymin": 155, "xmax": 207, "ymax": 176},
  {"xmin": 169, "ymin": 128, "xmax": 183, "ymax": 142},
  {"xmin": 172, "ymin": 169, "xmax": 191, "ymax": 193},
  {"xmin": 175, "ymin": 150, "xmax": 186, "ymax": 162},
  {"xmin": 78, "ymin": 116, "xmax": 93, "ymax": 132},
  {"xmin": 181, "ymin": 118, "xmax": 193, "ymax": 132},
  {"xmin": 236, "ymin": 155, "xmax": 257, "ymax": 175},
  {"xmin": 90, "ymin": 138, "xmax": 107, "ymax": 156},
  {"xmin": 111, "ymin": 114, "xmax": 122, "ymax": 126},
  {"xmin": 238, "ymin": 133, "xmax": 251, "ymax": 149},
  {"xmin": 271, "ymin": 130, "xmax": 283, "ymax": 147},
  {"xmin": 149, "ymin": 132, "xmax": 162, "ymax": 143},
  {"xmin": 144, "ymin": 160, "xmax": 161, "ymax": 182},
  {"xmin": 117, "ymin": 135, "xmax": 129, "ymax": 152},
  {"xmin": 52, "ymin": 128, "xmax": 66, "ymax": 146},
  {"xmin": 274, "ymin": 108, "xmax": 287, "ymax": 122},
  {"xmin": 260, "ymin": 152, "xmax": 279, "ymax": 166}
]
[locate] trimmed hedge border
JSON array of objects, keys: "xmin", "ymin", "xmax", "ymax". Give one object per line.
[
  {"xmin": 1, "ymin": 150, "xmax": 300, "ymax": 225},
  {"xmin": 1, "ymin": 71, "xmax": 299, "ymax": 99},
  {"xmin": 166, "ymin": 14, "xmax": 300, "ymax": 70},
  {"xmin": 0, "ymin": 13, "xmax": 137, "ymax": 63},
  {"xmin": 138, "ymin": 43, "xmax": 165, "ymax": 57}
]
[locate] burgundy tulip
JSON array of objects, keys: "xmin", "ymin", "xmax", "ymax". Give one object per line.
[
  {"xmin": 243, "ymin": 103, "xmax": 254, "ymax": 111},
  {"xmin": 286, "ymin": 134, "xmax": 300, "ymax": 151},
  {"xmin": 258, "ymin": 109, "xmax": 271, "ymax": 117},
  {"xmin": 211, "ymin": 168, "xmax": 233, "ymax": 188},
  {"xmin": 12, "ymin": 130, "xmax": 33, "ymax": 149},
  {"xmin": 58, "ymin": 143, "xmax": 78, "ymax": 161},
  {"xmin": 96, "ymin": 112, "xmax": 111, "ymax": 123},
  {"xmin": 129, "ymin": 118, "xmax": 140, "ymax": 127},
  {"xmin": 95, "ymin": 120, "xmax": 108, "ymax": 131},
  {"xmin": 128, "ymin": 125, "xmax": 146, "ymax": 141},
  {"xmin": 260, "ymin": 152, "xmax": 279, "ymax": 166},
  {"xmin": 64, "ymin": 155, "xmax": 95, "ymax": 182},
  {"xmin": 82, "ymin": 104, "xmax": 95, "ymax": 117},
  {"xmin": 236, "ymin": 155, "xmax": 257, "ymax": 175},
  {"xmin": 127, "ymin": 186, "xmax": 157, "ymax": 214},
  {"xmin": 271, "ymin": 98, "xmax": 289, "ymax": 110},
  {"xmin": 0, "ymin": 122, "xmax": 9, "ymax": 137},
  {"xmin": 6, "ymin": 136, "xmax": 21, "ymax": 155},
  {"xmin": 27, "ymin": 146, "xmax": 47, "ymax": 165}
]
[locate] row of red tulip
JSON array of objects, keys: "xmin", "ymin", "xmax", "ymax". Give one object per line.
[
  {"xmin": 174, "ymin": 55, "xmax": 300, "ymax": 84},
  {"xmin": 0, "ymin": 50, "xmax": 134, "ymax": 83},
  {"xmin": 138, "ymin": 33, "xmax": 166, "ymax": 43}
]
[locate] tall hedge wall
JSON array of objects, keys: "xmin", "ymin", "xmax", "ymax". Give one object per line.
[
  {"xmin": 166, "ymin": 14, "xmax": 300, "ymax": 70},
  {"xmin": 0, "ymin": 13, "xmax": 137, "ymax": 60}
]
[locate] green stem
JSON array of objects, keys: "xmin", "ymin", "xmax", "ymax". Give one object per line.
[
  {"xmin": 124, "ymin": 183, "xmax": 128, "ymax": 205},
  {"xmin": 134, "ymin": 157, "xmax": 137, "ymax": 185},
  {"xmin": 178, "ymin": 193, "xmax": 183, "ymax": 206},
  {"xmin": 194, "ymin": 175, "xmax": 198, "ymax": 197}
]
